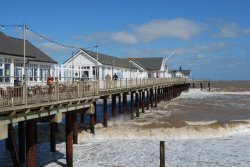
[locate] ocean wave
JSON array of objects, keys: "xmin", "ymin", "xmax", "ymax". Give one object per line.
[{"xmin": 77, "ymin": 120, "xmax": 250, "ymax": 143}]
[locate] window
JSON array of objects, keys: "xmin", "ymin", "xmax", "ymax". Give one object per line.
[{"xmin": 0, "ymin": 59, "xmax": 3, "ymax": 67}]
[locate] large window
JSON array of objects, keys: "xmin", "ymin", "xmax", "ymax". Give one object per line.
[
  {"xmin": 14, "ymin": 59, "xmax": 23, "ymax": 82},
  {"xmin": 28, "ymin": 64, "xmax": 38, "ymax": 81},
  {"xmin": 0, "ymin": 58, "xmax": 11, "ymax": 83},
  {"xmin": 40, "ymin": 64, "xmax": 51, "ymax": 81}
]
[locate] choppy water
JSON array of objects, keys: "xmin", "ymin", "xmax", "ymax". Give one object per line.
[{"xmin": 1, "ymin": 81, "xmax": 250, "ymax": 166}]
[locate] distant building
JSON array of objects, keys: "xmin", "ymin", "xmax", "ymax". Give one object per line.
[
  {"xmin": 0, "ymin": 31, "xmax": 57, "ymax": 86},
  {"xmin": 169, "ymin": 68, "xmax": 191, "ymax": 78},
  {"xmin": 127, "ymin": 57, "xmax": 167, "ymax": 78}
]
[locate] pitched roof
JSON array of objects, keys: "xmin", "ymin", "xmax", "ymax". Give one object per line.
[
  {"xmin": 127, "ymin": 57, "xmax": 164, "ymax": 70},
  {"xmin": 82, "ymin": 49, "xmax": 137, "ymax": 69},
  {"xmin": 0, "ymin": 31, "xmax": 57, "ymax": 64},
  {"xmin": 180, "ymin": 70, "xmax": 191, "ymax": 76},
  {"xmin": 169, "ymin": 70, "xmax": 191, "ymax": 76}
]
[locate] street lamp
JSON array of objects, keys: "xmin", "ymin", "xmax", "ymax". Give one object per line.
[
  {"xmin": 23, "ymin": 23, "xmax": 27, "ymax": 105},
  {"xmin": 96, "ymin": 45, "xmax": 99, "ymax": 80}
]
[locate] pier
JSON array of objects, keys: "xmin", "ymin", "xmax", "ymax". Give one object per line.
[{"xmin": 0, "ymin": 77, "xmax": 208, "ymax": 166}]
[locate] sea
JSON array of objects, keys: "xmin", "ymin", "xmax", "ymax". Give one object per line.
[{"xmin": 0, "ymin": 81, "xmax": 250, "ymax": 167}]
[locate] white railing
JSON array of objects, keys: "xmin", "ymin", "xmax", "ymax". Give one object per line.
[{"xmin": 0, "ymin": 77, "xmax": 186, "ymax": 108}]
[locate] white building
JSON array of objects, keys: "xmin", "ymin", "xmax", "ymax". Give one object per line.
[
  {"xmin": 0, "ymin": 31, "xmax": 57, "ymax": 86},
  {"xmin": 58, "ymin": 49, "xmax": 139, "ymax": 81},
  {"xmin": 169, "ymin": 69, "xmax": 191, "ymax": 78},
  {"xmin": 128, "ymin": 57, "xmax": 168, "ymax": 78},
  {"xmin": 58, "ymin": 49, "xmax": 170, "ymax": 80}
]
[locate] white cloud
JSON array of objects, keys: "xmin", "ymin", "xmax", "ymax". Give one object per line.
[
  {"xmin": 81, "ymin": 18, "xmax": 206, "ymax": 44},
  {"xmin": 243, "ymin": 29, "xmax": 250, "ymax": 35},
  {"xmin": 111, "ymin": 32, "xmax": 138, "ymax": 44},
  {"xmin": 126, "ymin": 42, "xmax": 230, "ymax": 57},
  {"xmin": 134, "ymin": 18, "xmax": 206, "ymax": 41},
  {"xmin": 215, "ymin": 22, "xmax": 241, "ymax": 38},
  {"xmin": 214, "ymin": 21, "xmax": 250, "ymax": 38}
]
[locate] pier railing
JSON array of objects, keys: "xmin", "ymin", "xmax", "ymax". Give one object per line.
[{"xmin": 0, "ymin": 77, "xmax": 186, "ymax": 108}]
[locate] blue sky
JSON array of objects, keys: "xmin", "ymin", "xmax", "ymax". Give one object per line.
[{"xmin": 1, "ymin": 0, "xmax": 250, "ymax": 80}]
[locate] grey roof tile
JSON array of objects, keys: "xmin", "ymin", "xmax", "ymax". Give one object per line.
[
  {"xmin": 82, "ymin": 49, "xmax": 137, "ymax": 69},
  {"xmin": 127, "ymin": 57, "xmax": 164, "ymax": 70},
  {"xmin": 0, "ymin": 31, "xmax": 57, "ymax": 64}
]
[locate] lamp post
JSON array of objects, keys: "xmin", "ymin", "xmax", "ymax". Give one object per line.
[
  {"xmin": 23, "ymin": 23, "xmax": 27, "ymax": 105},
  {"xmin": 96, "ymin": 45, "xmax": 99, "ymax": 80},
  {"xmin": 96, "ymin": 45, "xmax": 99, "ymax": 94}
]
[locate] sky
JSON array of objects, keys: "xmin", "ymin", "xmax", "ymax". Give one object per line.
[{"xmin": 1, "ymin": 0, "xmax": 250, "ymax": 80}]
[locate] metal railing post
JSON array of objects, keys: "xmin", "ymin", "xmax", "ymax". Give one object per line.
[{"xmin": 55, "ymin": 78, "xmax": 59, "ymax": 100}]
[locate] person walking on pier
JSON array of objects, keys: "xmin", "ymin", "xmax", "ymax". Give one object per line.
[
  {"xmin": 105, "ymin": 73, "xmax": 111, "ymax": 88},
  {"xmin": 47, "ymin": 74, "xmax": 54, "ymax": 94}
]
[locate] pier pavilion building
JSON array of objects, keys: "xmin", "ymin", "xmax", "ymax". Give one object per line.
[{"xmin": 0, "ymin": 31, "xmax": 57, "ymax": 87}]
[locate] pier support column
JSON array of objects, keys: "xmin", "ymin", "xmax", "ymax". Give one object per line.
[
  {"xmin": 26, "ymin": 119, "xmax": 36, "ymax": 167},
  {"xmin": 139, "ymin": 91, "xmax": 142, "ymax": 108},
  {"xmin": 193, "ymin": 82, "xmax": 195, "ymax": 89},
  {"xmin": 103, "ymin": 97, "xmax": 108, "ymax": 127},
  {"xmin": 18, "ymin": 121, "xmax": 26, "ymax": 163},
  {"xmin": 66, "ymin": 112, "xmax": 73, "ymax": 167},
  {"xmin": 73, "ymin": 110, "xmax": 78, "ymax": 144},
  {"xmin": 142, "ymin": 91, "xmax": 145, "ymax": 113},
  {"xmin": 93, "ymin": 102, "xmax": 97, "ymax": 122},
  {"xmin": 164, "ymin": 87, "xmax": 167, "ymax": 100},
  {"xmin": 208, "ymin": 82, "xmax": 211, "ymax": 91},
  {"xmin": 136, "ymin": 92, "xmax": 139, "ymax": 117},
  {"xmin": 130, "ymin": 92, "xmax": 134, "ymax": 119},
  {"xmin": 81, "ymin": 109, "xmax": 85, "ymax": 125},
  {"xmin": 200, "ymin": 82, "xmax": 203, "ymax": 90},
  {"xmin": 90, "ymin": 113, "xmax": 95, "ymax": 134},
  {"xmin": 154, "ymin": 88, "xmax": 157, "ymax": 107},
  {"xmin": 8, "ymin": 123, "xmax": 20, "ymax": 166},
  {"xmin": 112, "ymin": 94, "xmax": 116, "ymax": 117},
  {"xmin": 118, "ymin": 94, "xmax": 122, "ymax": 114},
  {"xmin": 146, "ymin": 89, "xmax": 149, "ymax": 110},
  {"xmin": 150, "ymin": 89, "xmax": 153, "ymax": 108},
  {"xmin": 123, "ymin": 93, "xmax": 127, "ymax": 113},
  {"xmin": 34, "ymin": 119, "xmax": 37, "ymax": 144},
  {"xmin": 50, "ymin": 122, "xmax": 56, "ymax": 152}
]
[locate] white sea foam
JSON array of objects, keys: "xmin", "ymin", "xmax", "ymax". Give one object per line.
[{"xmin": 180, "ymin": 89, "xmax": 250, "ymax": 99}]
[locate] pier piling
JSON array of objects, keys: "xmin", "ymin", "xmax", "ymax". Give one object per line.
[
  {"xmin": 112, "ymin": 94, "xmax": 116, "ymax": 117},
  {"xmin": 160, "ymin": 141, "xmax": 165, "ymax": 167},
  {"xmin": 90, "ymin": 113, "xmax": 95, "ymax": 134},
  {"xmin": 103, "ymin": 97, "xmax": 108, "ymax": 127},
  {"xmin": 73, "ymin": 111, "xmax": 78, "ymax": 144},
  {"xmin": 50, "ymin": 122, "xmax": 56, "ymax": 152},
  {"xmin": 18, "ymin": 121, "xmax": 26, "ymax": 162},
  {"xmin": 142, "ymin": 91, "xmax": 145, "ymax": 113},
  {"xmin": 136, "ymin": 92, "xmax": 139, "ymax": 117},
  {"xmin": 26, "ymin": 119, "xmax": 36, "ymax": 167},
  {"xmin": 66, "ymin": 112, "xmax": 73, "ymax": 167},
  {"xmin": 150, "ymin": 88, "xmax": 153, "ymax": 108},
  {"xmin": 154, "ymin": 88, "xmax": 157, "ymax": 107},
  {"xmin": 123, "ymin": 93, "xmax": 127, "ymax": 113},
  {"xmin": 81, "ymin": 109, "xmax": 85, "ymax": 124},
  {"xmin": 146, "ymin": 89, "xmax": 149, "ymax": 110},
  {"xmin": 118, "ymin": 94, "xmax": 122, "ymax": 114},
  {"xmin": 130, "ymin": 92, "xmax": 134, "ymax": 119},
  {"xmin": 200, "ymin": 82, "xmax": 203, "ymax": 90}
]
